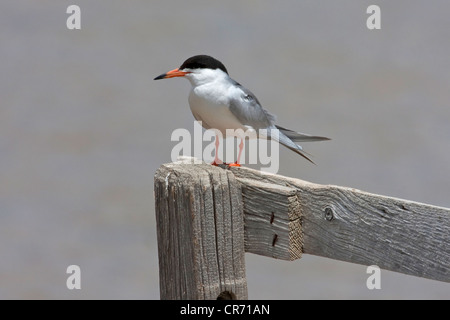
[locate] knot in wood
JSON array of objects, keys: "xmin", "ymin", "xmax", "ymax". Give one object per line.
[{"xmin": 324, "ymin": 207, "xmax": 334, "ymax": 221}]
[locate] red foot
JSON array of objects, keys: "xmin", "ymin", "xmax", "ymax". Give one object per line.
[
  {"xmin": 211, "ymin": 160, "xmax": 229, "ymax": 166},
  {"xmin": 228, "ymin": 162, "xmax": 241, "ymax": 167},
  {"xmin": 211, "ymin": 160, "xmax": 240, "ymax": 167}
]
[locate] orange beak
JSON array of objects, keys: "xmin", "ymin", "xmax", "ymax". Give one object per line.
[{"xmin": 154, "ymin": 68, "xmax": 190, "ymax": 80}]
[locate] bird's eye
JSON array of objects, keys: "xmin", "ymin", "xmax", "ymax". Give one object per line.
[{"xmin": 243, "ymin": 94, "xmax": 253, "ymax": 102}]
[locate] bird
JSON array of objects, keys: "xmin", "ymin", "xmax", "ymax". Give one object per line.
[{"xmin": 154, "ymin": 54, "xmax": 329, "ymax": 166}]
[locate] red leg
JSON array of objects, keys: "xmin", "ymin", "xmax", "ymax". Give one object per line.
[
  {"xmin": 228, "ymin": 139, "xmax": 243, "ymax": 167},
  {"xmin": 211, "ymin": 134, "xmax": 224, "ymax": 166}
]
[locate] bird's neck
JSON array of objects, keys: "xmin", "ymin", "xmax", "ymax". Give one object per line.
[{"xmin": 187, "ymin": 69, "xmax": 230, "ymax": 88}]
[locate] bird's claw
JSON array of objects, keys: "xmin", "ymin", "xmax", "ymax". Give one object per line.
[
  {"xmin": 210, "ymin": 160, "xmax": 240, "ymax": 168},
  {"xmin": 227, "ymin": 162, "xmax": 241, "ymax": 168}
]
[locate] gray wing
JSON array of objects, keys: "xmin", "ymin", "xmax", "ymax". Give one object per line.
[
  {"xmin": 228, "ymin": 81, "xmax": 276, "ymax": 129},
  {"xmin": 228, "ymin": 80, "xmax": 329, "ymax": 164}
]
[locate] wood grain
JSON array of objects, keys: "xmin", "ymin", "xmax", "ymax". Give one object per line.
[
  {"xmin": 239, "ymin": 177, "xmax": 302, "ymax": 260},
  {"xmin": 229, "ymin": 165, "xmax": 450, "ymax": 282},
  {"xmin": 155, "ymin": 159, "xmax": 247, "ymax": 299},
  {"xmin": 155, "ymin": 157, "xmax": 450, "ymax": 301}
]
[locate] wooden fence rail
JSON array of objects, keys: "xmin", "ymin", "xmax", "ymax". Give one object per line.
[{"xmin": 154, "ymin": 157, "xmax": 450, "ymax": 299}]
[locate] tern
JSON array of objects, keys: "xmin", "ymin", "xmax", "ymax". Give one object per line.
[{"xmin": 154, "ymin": 55, "xmax": 329, "ymax": 166}]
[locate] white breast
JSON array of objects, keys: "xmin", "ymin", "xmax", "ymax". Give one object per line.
[{"xmin": 188, "ymin": 83, "xmax": 247, "ymax": 136}]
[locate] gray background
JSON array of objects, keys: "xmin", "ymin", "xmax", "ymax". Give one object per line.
[{"xmin": 1, "ymin": 1, "xmax": 449, "ymax": 299}]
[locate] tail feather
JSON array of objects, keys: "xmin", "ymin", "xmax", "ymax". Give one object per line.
[
  {"xmin": 282, "ymin": 142, "xmax": 316, "ymax": 164},
  {"xmin": 275, "ymin": 125, "xmax": 330, "ymax": 142},
  {"xmin": 266, "ymin": 126, "xmax": 317, "ymax": 164}
]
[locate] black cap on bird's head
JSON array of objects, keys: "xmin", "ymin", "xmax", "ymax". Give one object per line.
[
  {"xmin": 154, "ymin": 55, "xmax": 228, "ymax": 80},
  {"xmin": 179, "ymin": 55, "xmax": 228, "ymax": 74}
]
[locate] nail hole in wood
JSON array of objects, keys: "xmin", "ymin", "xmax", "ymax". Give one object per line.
[
  {"xmin": 217, "ymin": 290, "xmax": 236, "ymax": 300},
  {"xmin": 272, "ymin": 234, "xmax": 278, "ymax": 246}
]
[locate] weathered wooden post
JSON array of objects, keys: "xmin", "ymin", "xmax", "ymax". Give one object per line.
[
  {"xmin": 154, "ymin": 158, "xmax": 247, "ymax": 299},
  {"xmin": 155, "ymin": 157, "xmax": 450, "ymax": 299}
]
